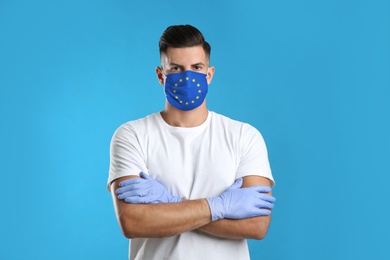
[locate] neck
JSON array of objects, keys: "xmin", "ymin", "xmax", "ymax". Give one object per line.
[{"xmin": 160, "ymin": 101, "xmax": 208, "ymax": 127}]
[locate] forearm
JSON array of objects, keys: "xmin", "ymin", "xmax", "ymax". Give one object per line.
[
  {"xmin": 198, "ymin": 175, "xmax": 273, "ymax": 240},
  {"xmin": 112, "ymin": 179, "xmax": 211, "ymax": 238},
  {"xmin": 111, "ymin": 175, "xmax": 274, "ymax": 239},
  {"xmin": 197, "ymin": 215, "xmax": 271, "ymax": 240},
  {"xmin": 119, "ymin": 200, "xmax": 210, "ymax": 238}
]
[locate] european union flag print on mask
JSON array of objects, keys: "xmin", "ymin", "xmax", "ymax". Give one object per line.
[{"xmin": 164, "ymin": 70, "xmax": 208, "ymax": 111}]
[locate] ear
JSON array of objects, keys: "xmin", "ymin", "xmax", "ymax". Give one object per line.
[
  {"xmin": 206, "ymin": 66, "xmax": 215, "ymax": 85},
  {"xmin": 156, "ymin": 66, "xmax": 165, "ymax": 85}
]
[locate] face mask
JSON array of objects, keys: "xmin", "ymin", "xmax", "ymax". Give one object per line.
[{"xmin": 164, "ymin": 70, "xmax": 208, "ymax": 111}]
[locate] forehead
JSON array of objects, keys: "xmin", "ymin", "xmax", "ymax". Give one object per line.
[{"xmin": 161, "ymin": 45, "xmax": 208, "ymax": 65}]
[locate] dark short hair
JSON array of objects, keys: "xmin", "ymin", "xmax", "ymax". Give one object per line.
[{"xmin": 159, "ymin": 25, "xmax": 211, "ymax": 60}]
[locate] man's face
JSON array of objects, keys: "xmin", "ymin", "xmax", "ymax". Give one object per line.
[{"xmin": 157, "ymin": 45, "xmax": 214, "ymax": 85}]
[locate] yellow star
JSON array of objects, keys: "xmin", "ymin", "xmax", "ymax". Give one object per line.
[
  {"xmin": 196, "ymin": 96, "xmax": 199, "ymax": 99},
  {"xmin": 179, "ymin": 100, "xmax": 183, "ymax": 103},
  {"xmin": 186, "ymin": 77, "xmax": 189, "ymax": 80},
  {"xmin": 198, "ymin": 90, "xmax": 201, "ymax": 93},
  {"xmin": 173, "ymin": 89, "xmax": 176, "ymax": 93},
  {"xmin": 192, "ymin": 79, "xmax": 196, "ymax": 82},
  {"xmin": 174, "ymin": 83, "xmax": 178, "ymax": 87},
  {"xmin": 185, "ymin": 102, "xmax": 189, "ymax": 105},
  {"xmin": 175, "ymin": 96, "xmax": 178, "ymax": 99},
  {"xmin": 179, "ymin": 79, "xmax": 183, "ymax": 82},
  {"xmin": 191, "ymin": 100, "xmax": 195, "ymax": 103},
  {"xmin": 197, "ymin": 83, "xmax": 200, "ymax": 87}
]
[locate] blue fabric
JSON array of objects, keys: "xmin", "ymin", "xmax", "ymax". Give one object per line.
[{"xmin": 164, "ymin": 70, "xmax": 208, "ymax": 111}]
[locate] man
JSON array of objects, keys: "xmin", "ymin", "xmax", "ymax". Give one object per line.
[{"xmin": 108, "ymin": 24, "xmax": 275, "ymax": 260}]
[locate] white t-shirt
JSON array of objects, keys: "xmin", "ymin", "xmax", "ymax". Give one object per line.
[{"xmin": 108, "ymin": 111, "xmax": 274, "ymax": 260}]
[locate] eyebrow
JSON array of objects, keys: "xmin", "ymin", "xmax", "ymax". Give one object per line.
[
  {"xmin": 191, "ymin": 62, "xmax": 206, "ymax": 67},
  {"xmin": 169, "ymin": 62, "xmax": 206, "ymax": 67},
  {"xmin": 168, "ymin": 63, "xmax": 184, "ymax": 68}
]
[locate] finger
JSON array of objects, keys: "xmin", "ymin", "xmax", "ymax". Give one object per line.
[
  {"xmin": 117, "ymin": 180, "xmax": 153, "ymax": 195},
  {"xmin": 226, "ymin": 178, "xmax": 243, "ymax": 191},
  {"xmin": 257, "ymin": 193, "xmax": 276, "ymax": 203},
  {"xmin": 116, "ymin": 181, "xmax": 146, "ymax": 194},
  {"xmin": 140, "ymin": 172, "xmax": 152, "ymax": 180},
  {"xmin": 247, "ymin": 185, "xmax": 272, "ymax": 193},
  {"xmin": 255, "ymin": 200, "xmax": 274, "ymax": 209},
  {"xmin": 125, "ymin": 195, "xmax": 158, "ymax": 204},
  {"xmin": 119, "ymin": 178, "xmax": 144, "ymax": 187},
  {"xmin": 118, "ymin": 189, "xmax": 143, "ymax": 199},
  {"xmin": 234, "ymin": 178, "xmax": 243, "ymax": 187},
  {"xmin": 257, "ymin": 209, "xmax": 272, "ymax": 216}
]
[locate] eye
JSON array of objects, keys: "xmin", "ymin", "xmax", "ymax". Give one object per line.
[
  {"xmin": 170, "ymin": 66, "xmax": 181, "ymax": 72},
  {"xmin": 193, "ymin": 65, "xmax": 202, "ymax": 70}
]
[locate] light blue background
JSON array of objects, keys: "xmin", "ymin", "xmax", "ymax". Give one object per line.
[{"xmin": 1, "ymin": 0, "xmax": 389, "ymax": 259}]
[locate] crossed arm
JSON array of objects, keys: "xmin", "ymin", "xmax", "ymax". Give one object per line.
[
  {"xmin": 110, "ymin": 175, "xmax": 273, "ymax": 240},
  {"xmin": 197, "ymin": 176, "xmax": 273, "ymax": 239}
]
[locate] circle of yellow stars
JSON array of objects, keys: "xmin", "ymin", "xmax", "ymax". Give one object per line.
[{"xmin": 173, "ymin": 76, "xmax": 202, "ymax": 105}]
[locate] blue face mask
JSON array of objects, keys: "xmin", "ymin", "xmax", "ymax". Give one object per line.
[{"xmin": 164, "ymin": 70, "xmax": 208, "ymax": 111}]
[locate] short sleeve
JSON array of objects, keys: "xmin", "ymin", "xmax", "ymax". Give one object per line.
[
  {"xmin": 107, "ymin": 123, "xmax": 147, "ymax": 190},
  {"xmin": 236, "ymin": 124, "xmax": 275, "ymax": 187}
]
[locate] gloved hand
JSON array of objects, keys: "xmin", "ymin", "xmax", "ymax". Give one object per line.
[
  {"xmin": 205, "ymin": 178, "xmax": 275, "ymax": 221},
  {"xmin": 115, "ymin": 172, "xmax": 182, "ymax": 204}
]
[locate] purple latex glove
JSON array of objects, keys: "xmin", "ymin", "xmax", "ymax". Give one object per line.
[
  {"xmin": 206, "ymin": 178, "xmax": 275, "ymax": 221},
  {"xmin": 115, "ymin": 172, "xmax": 182, "ymax": 204}
]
